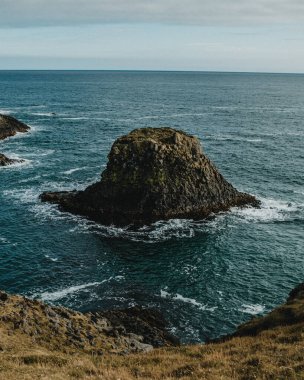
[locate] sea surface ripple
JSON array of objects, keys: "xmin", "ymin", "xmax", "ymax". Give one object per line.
[{"xmin": 0, "ymin": 71, "xmax": 303, "ymax": 342}]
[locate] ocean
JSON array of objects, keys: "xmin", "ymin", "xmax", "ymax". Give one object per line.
[{"xmin": 0, "ymin": 70, "xmax": 303, "ymax": 343}]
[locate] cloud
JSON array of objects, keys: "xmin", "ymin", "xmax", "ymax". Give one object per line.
[{"xmin": 1, "ymin": 0, "xmax": 304, "ymax": 28}]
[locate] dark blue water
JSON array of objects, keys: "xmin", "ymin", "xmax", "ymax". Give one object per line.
[{"xmin": 0, "ymin": 71, "xmax": 303, "ymax": 343}]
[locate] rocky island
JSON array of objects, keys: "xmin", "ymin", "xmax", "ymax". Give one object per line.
[
  {"xmin": 41, "ymin": 127, "xmax": 259, "ymax": 226},
  {"xmin": 0, "ymin": 114, "xmax": 30, "ymax": 166},
  {"xmin": 0, "ymin": 114, "xmax": 30, "ymax": 140}
]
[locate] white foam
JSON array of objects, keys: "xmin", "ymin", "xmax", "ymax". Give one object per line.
[
  {"xmin": 38, "ymin": 282, "xmax": 102, "ymax": 301},
  {"xmin": 160, "ymin": 289, "xmax": 217, "ymax": 311},
  {"xmin": 63, "ymin": 167, "xmax": 85, "ymax": 175},
  {"xmin": 0, "ymin": 109, "xmax": 12, "ymax": 115},
  {"xmin": 294, "ymin": 190, "xmax": 304, "ymax": 196},
  {"xmin": 246, "ymin": 138, "xmax": 262, "ymax": 142},
  {"xmin": 61, "ymin": 116, "xmax": 90, "ymax": 121},
  {"xmin": 239, "ymin": 304, "xmax": 265, "ymax": 315},
  {"xmin": 68, "ymin": 217, "xmax": 207, "ymax": 243},
  {"xmin": 44, "ymin": 255, "xmax": 58, "ymax": 262},
  {"xmin": 119, "ymin": 113, "xmax": 207, "ymax": 123},
  {"xmin": 208, "ymin": 135, "xmax": 263, "ymax": 143},
  {"xmin": 30, "ymin": 105, "xmax": 47, "ymax": 109},
  {"xmin": 231, "ymin": 197, "xmax": 302, "ymax": 223},
  {"xmin": 19, "ymin": 175, "xmax": 42, "ymax": 183},
  {"xmin": 36, "ymin": 276, "xmax": 124, "ymax": 301},
  {"xmin": 31, "ymin": 112, "xmax": 56, "ymax": 117},
  {"xmin": 3, "ymin": 187, "xmax": 40, "ymax": 204}
]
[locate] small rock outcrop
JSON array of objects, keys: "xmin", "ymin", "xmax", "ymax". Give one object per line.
[
  {"xmin": 0, "ymin": 114, "xmax": 30, "ymax": 140},
  {"xmin": 0, "ymin": 153, "xmax": 23, "ymax": 167},
  {"xmin": 41, "ymin": 127, "xmax": 259, "ymax": 226}
]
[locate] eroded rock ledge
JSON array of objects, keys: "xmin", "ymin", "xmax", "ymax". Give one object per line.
[
  {"xmin": 0, "ymin": 114, "xmax": 30, "ymax": 140},
  {"xmin": 41, "ymin": 127, "xmax": 259, "ymax": 226}
]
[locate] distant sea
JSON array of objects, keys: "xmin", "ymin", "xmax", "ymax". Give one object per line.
[{"xmin": 0, "ymin": 70, "xmax": 303, "ymax": 343}]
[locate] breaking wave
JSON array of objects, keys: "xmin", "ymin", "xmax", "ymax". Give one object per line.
[{"xmin": 160, "ymin": 289, "xmax": 217, "ymax": 311}]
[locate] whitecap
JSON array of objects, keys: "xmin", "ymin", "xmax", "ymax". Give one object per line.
[
  {"xmin": 44, "ymin": 255, "xmax": 58, "ymax": 262},
  {"xmin": 31, "ymin": 112, "xmax": 56, "ymax": 117},
  {"xmin": 0, "ymin": 109, "xmax": 12, "ymax": 115},
  {"xmin": 63, "ymin": 167, "xmax": 85, "ymax": 175},
  {"xmin": 239, "ymin": 304, "xmax": 265, "ymax": 315},
  {"xmin": 61, "ymin": 117, "xmax": 91, "ymax": 121},
  {"xmin": 246, "ymin": 138, "xmax": 262, "ymax": 143},
  {"xmin": 37, "ymin": 282, "xmax": 102, "ymax": 301},
  {"xmin": 207, "ymin": 135, "xmax": 263, "ymax": 143},
  {"xmin": 19, "ymin": 175, "xmax": 42, "ymax": 183},
  {"xmin": 160, "ymin": 289, "xmax": 217, "ymax": 311}
]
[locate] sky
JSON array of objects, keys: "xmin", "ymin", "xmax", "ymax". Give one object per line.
[{"xmin": 0, "ymin": 0, "xmax": 304, "ymax": 72}]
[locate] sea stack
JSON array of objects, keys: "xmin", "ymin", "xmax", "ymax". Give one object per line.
[
  {"xmin": 0, "ymin": 114, "xmax": 30, "ymax": 140},
  {"xmin": 41, "ymin": 127, "xmax": 259, "ymax": 226}
]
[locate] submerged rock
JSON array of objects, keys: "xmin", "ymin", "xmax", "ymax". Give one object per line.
[
  {"xmin": 41, "ymin": 127, "xmax": 259, "ymax": 226},
  {"xmin": 0, "ymin": 153, "xmax": 24, "ymax": 166},
  {"xmin": 0, "ymin": 114, "xmax": 30, "ymax": 140}
]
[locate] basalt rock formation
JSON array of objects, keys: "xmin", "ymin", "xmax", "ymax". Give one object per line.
[
  {"xmin": 0, "ymin": 153, "xmax": 23, "ymax": 166},
  {"xmin": 41, "ymin": 127, "xmax": 259, "ymax": 226},
  {"xmin": 0, "ymin": 114, "xmax": 30, "ymax": 140}
]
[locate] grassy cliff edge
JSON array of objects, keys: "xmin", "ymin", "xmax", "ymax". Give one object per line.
[{"xmin": 1, "ymin": 285, "xmax": 304, "ymax": 379}]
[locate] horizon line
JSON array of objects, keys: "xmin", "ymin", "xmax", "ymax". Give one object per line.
[{"xmin": 0, "ymin": 69, "xmax": 303, "ymax": 75}]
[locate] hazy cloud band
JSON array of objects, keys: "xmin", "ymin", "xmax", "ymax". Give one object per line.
[{"xmin": 1, "ymin": 0, "xmax": 304, "ymax": 27}]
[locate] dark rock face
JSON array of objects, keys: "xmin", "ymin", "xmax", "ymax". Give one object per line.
[
  {"xmin": 96, "ymin": 306, "xmax": 179, "ymax": 348},
  {"xmin": 0, "ymin": 153, "xmax": 23, "ymax": 166},
  {"xmin": 0, "ymin": 114, "xmax": 30, "ymax": 140},
  {"xmin": 41, "ymin": 127, "xmax": 259, "ymax": 226}
]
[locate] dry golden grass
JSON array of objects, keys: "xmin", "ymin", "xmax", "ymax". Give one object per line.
[{"xmin": 1, "ymin": 322, "xmax": 304, "ymax": 379}]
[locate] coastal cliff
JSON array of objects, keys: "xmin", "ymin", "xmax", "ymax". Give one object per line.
[
  {"xmin": 0, "ymin": 284, "xmax": 304, "ymax": 379},
  {"xmin": 41, "ymin": 127, "xmax": 259, "ymax": 226}
]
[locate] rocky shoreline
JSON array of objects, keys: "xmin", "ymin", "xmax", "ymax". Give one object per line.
[
  {"xmin": 41, "ymin": 127, "xmax": 260, "ymax": 226},
  {"xmin": 0, "ymin": 114, "xmax": 302, "ymax": 378},
  {"xmin": 1, "ymin": 282, "xmax": 303, "ymax": 354}
]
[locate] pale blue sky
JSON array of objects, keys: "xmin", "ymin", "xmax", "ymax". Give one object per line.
[{"xmin": 1, "ymin": 1, "xmax": 304, "ymax": 72}]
